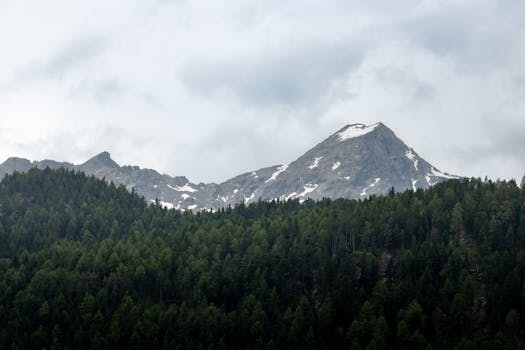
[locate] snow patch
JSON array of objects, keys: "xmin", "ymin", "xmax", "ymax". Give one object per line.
[
  {"xmin": 265, "ymin": 164, "xmax": 288, "ymax": 183},
  {"xmin": 167, "ymin": 183, "xmax": 198, "ymax": 193},
  {"xmin": 251, "ymin": 171, "xmax": 258, "ymax": 178},
  {"xmin": 283, "ymin": 184, "xmax": 318, "ymax": 201},
  {"xmin": 405, "ymin": 148, "xmax": 419, "ymax": 171},
  {"xmin": 187, "ymin": 204, "xmax": 198, "ymax": 210},
  {"xmin": 284, "ymin": 192, "xmax": 298, "ymax": 201},
  {"xmin": 244, "ymin": 192, "xmax": 255, "ymax": 203},
  {"xmin": 297, "ymin": 184, "xmax": 318, "ymax": 197},
  {"xmin": 360, "ymin": 178, "xmax": 381, "ymax": 197},
  {"xmin": 337, "ymin": 123, "xmax": 379, "ymax": 141},
  {"xmin": 431, "ymin": 167, "xmax": 459, "ymax": 179},
  {"xmin": 332, "ymin": 161, "xmax": 341, "ymax": 171},
  {"xmin": 308, "ymin": 157, "xmax": 323, "ymax": 169},
  {"xmin": 181, "ymin": 193, "xmax": 192, "ymax": 200},
  {"xmin": 160, "ymin": 201, "xmax": 175, "ymax": 209},
  {"xmin": 424, "ymin": 168, "xmax": 459, "ymax": 187},
  {"xmin": 233, "ymin": 189, "xmax": 239, "ymax": 194},
  {"xmin": 344, "ymin": 176, "xmax": 350, "ymax": 180},
  {"xmin": 412, "ymin": 179, "xmax": 417, "ymax": 192}
]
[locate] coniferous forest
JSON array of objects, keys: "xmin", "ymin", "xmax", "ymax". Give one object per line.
[{"xmin": 1, "ymin": 168, "xmax": 525, "ymax": 349}]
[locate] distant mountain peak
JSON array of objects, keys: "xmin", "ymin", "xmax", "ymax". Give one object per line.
[
  {"xmin": 83, "ymin": 151, "xmax": 119, "ymax": 168},
  {"xmin": 3, "ymin": 157, "xmax": 32, "ymax": 165},
  {"xmin": 93, "ymin": 151, "xmax": 112, "ymax": 160}
]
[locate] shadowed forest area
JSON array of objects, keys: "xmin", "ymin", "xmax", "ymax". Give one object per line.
[{"xmin": 1, "ymin": 168, "xmax": 524, "ymax": 349}]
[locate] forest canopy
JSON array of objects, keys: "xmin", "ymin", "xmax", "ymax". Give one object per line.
[{"xmin": 1, "ymin": 168, "xmax": 524, "ymax": 349}]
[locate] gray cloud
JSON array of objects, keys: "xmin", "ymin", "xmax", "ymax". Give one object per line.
[
  {"xmin": 17, "ymin": 36, "xmax": 109, "ymax": 81},
  {"xmin": 401, "ymin": 1, "xmax": 523, "ymax": 73},
  {"xmin": 373, "ymin": 66, "xmax": 435, "ymax": 102},
  {"xmin": 481, "ymin": 120, "xmax": 525, "ymax": 160},
  {"xmin": 180, "ymin": 38, "xmax": 365, "ymax": 107}
]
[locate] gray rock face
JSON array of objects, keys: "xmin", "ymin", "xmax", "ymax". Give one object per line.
[
  {"xmin": 0, "ymin": 122, "xmax": 459, "ymax": 210},
  {"xmin": 0, "ymin": 157, "xmax": 33, "ymax": 179},
  {"xmin": 253, "ymin": 122, "xmax": 458, "ymax": 202}
]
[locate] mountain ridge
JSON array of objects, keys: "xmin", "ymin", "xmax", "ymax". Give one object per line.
[{"xmin": 0, "ymin": 122, "xmax": 459, "ymax": 210}]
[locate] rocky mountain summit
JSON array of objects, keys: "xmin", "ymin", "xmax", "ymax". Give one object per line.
[{"xmin": 0, "ymin": 123, "xmax": 459, "ymax": 211}]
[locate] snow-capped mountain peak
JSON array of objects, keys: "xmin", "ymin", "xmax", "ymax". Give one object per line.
[{"xmin": 0, "ymin": 122, "xmax": 459, "ymax": 211}]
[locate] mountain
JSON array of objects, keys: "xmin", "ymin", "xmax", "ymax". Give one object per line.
[{"xmin": 0, "ymin": 122, "xmax": 459, "ymax": 210}]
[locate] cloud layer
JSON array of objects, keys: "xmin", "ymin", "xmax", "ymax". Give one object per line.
[{"xmin": 1, "ymin": 0, "xmax": 524, "ymax": 182}]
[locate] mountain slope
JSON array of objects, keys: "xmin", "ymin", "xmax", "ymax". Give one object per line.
[
  {"xmin": 0, "ymin": 122, "xmax": 458, "ymax": 210},
  {"xmin": 251, "ymin": 123, "xmax": 457, "ymax": 202}
]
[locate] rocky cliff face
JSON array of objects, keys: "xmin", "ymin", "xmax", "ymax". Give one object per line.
[{"xmin": 0, "ymin": 123, "xmax": 459, "ymax": 210}]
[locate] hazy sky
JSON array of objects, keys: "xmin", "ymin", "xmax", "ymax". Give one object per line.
[{"xmin": 1, "ymin": 0, "xmax": 524, "ymax": 183}]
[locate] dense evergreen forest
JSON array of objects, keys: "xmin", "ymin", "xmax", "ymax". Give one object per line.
[{"xmin": 1, "ymin": 168, "xmax": 525, "ymax": 349}]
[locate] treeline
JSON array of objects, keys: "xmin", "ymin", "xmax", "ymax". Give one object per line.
[{"xmin": 0, "ymin": 168, "xmax": 525, "ymax": 349}]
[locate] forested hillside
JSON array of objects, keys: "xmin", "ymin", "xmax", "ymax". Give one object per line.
[{"xmin": 1, "ymin": 168, "xmax": 524, "ymax": 349}]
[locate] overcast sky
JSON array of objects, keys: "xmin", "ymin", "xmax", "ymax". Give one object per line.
[{"xmin": 1, "ymin": 0, "xmax": 524, "ymax": 183}]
